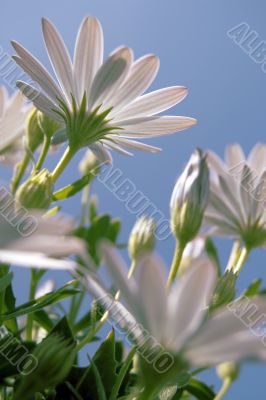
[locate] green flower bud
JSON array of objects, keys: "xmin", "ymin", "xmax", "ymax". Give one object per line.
[
  {"xmin": 170, "ymin": 149, "xmax": 209, "ymax": 245},
  {"xmin": 217, "ymin": 362, "xmax": 240, "ymax": 382},
  {"xmin": 26, "ymin": 109, "xmax": 44, "ymax": 152},
  {"xmin": 79, "ymin": 149, "xmax": 101, "ymax": 176},
  {"xmin": 14, "ymin": 335, "xmax": 76, "ymax": 400},
  {"xmin": 128, "ymin": 216, "xmax": 156, "ymax": 261},
  {"xmin": 16, "ymin": 169, "xmax": 54, "ymax": 209},
  {"xmin": 37, "ymin": 111, "xmax": 62, "ymax": 140}
]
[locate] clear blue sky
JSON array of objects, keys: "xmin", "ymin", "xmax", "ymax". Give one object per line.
[{"xmin": 1, "ymin": 0, "xmax": 266, "ymax": 397}]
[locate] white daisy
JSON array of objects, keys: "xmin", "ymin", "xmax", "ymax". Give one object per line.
[
  {"xmin": 12, "ymin": 16, "xmax": 196, "ymax": 163},
  {"xmin": 205, "ymin": 143, "xmax": 266, "ymax": 249},
  {"xmin": 0, "ymin": 86, "xmax": 31, "ymax": 165},
  {"xmin": 76, "ymin": 242, "xmax": 266, "ymax": 370},
  {"xmin": 0, "ymin": 194, "xmax": 86, "ymax": 269}
]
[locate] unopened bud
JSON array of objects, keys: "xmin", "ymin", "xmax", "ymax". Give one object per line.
[
  {"xmin": 217, "ymin": 362, "xmax": 240, "ymax": 382},
  {"xmin": 128, "ymin": 216, "xmax": 156, "ymax": 261},
  {"xmin": 79, "ymin": 149, "xmax": 100, "ymax": 176},
  {"xmin": 37, "ymin": 111, "xmax": 62, "ymax": 140},
  {"xmin": 16, "ymin": 169, "xmax": 53, "ymax": 210},
  {"xmin": 26, "ymin": 109, "xmax": 44, "ymax": 152},
  {"xmin": 170, "ymin": 149, "xmax": 209, "ymax": 244}
]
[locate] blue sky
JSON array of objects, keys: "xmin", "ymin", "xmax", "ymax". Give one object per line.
[{"xmin": 1, "ymin": 0, "xmax": 266, "ymax": 397}]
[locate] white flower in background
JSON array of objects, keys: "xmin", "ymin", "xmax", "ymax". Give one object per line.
[
  {"xmin": 77, "ymin": 242, "xmax": 266, "ymax": 370},
  {"xmin": 178, "ymin": 237, "xmax": 206, "ymax": 275},
  {"xmin": 0, "ymin": 198, "xmax": 86, "ymax": 269},
  {"xmin": 205, "ymin": 143, "xmax": 266, "ymax": 249},
  {"xmin": 0, "ymin": 87, "xmax": 31, "ymax": 165},
  {"xmin": 12, "ymin": 16, "xmax": 196, "ymax": 163},
  {"xmin": 170, "ymin": 149, "xmax": 209, "ymax": 244},
  {"xmin": 128, "ymin": 216, "xmax": 156, "ymax": 262}
]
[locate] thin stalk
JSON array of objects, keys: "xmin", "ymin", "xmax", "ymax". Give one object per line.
[
  {"xmin": 11, "ymin": 152, "xmax": 30, "ymax": 194},
  {"xmin": 51, "ymin": 146, "xmax": 75, "ymax": 183},
  {"xmin": 214, "ymin": 378, "xmax": 233, "ymax": 400},
  {"xmin": 167, "ymin": 240, "xmax": 186, "ymax": 287},
  {"xmin": 34, "ymin": 135, "xmax": 51, "ymax": 171},
  {"xmin": 76, "ymin": 311, "xmax": 109, "ymax": 351},
  {"xmin": 80, "ymin": 184, "xmax": 91, "ymax": 226},
  {"xmin": 226, "ymin": 241, "xmax": 241, "ymax": 272},
  {"xmin": 127, "ymin": 259, "xmax": 137, "ymax": 279},
  {"xmin": 25, "ymin": 270, "xmax": 38, "ymax": 341}
]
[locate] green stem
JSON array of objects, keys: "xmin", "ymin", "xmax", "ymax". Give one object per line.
[
  {"xmin": 226, "ymin": 241, "xmax": 241, "ymax": 272},
  {"xmin": 25, "ymin": 270, "xmax": 38, "ymax": 341},
  {"xmin": 80, "ymin": 184, "xmax": 91, "ymax": 226},
  {"xmin": 76, "ymin": 312, "xmax": 108, "ymax": 352},
  {"xmin": 214, "ymin": 378, "xmax": 233, "ymax": 400},
  {"xmin": 233, "ymin": 247, "xmax": 250, "ymax": 275},
  {"xmin": 35, "ymin": 135, "xmax": 51, "ymax": 171},
  {"xmin": 128, "ymin": 259, "xmax": 137, "ymax": 279},
  {"xmin": 11, "ymin": 152, "xmax": 30, "ymax": 194},
  {"xmin": 51, "ymin": 146, "xmax": 75, "ymax": 183},
  {"xmin": 167, "ymin": 240, "xmax": 186, "ymax": 287}
]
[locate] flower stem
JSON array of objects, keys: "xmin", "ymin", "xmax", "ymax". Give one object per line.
[
  {"xmin": 214, "ymin": 378, "xmax": 233, "ymax": 400},
  {"xmin": 128, "ymin": 259, "xmax": 137, "ymax": 279},
  {"xmin": 76, "ymin": 311, "xmax": 109, "ymax": 352},
  {"xmin": 233, "ymin": 247, "xmax": 250, "ymax": 275},
  {"xmin": 35, "ymin": 135, "xmax": 51, "ymax": 171},
  {"xmin": 167, "ymin": 240, "xmax": 186, "ymax": 287},
  {"xmin": 25, "ymin": 270, "xmax": 38, "ymax": 341},
  {"xmin": 51, "ymin": 146, "xmax": 75, "ymax": 183},
  {"xmin": 11, "ymin": 152, "xmax": 30, "ymax": 194}
]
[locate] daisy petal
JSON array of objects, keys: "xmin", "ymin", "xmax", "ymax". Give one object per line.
[
  {"xmin": 166, "ymin": 259, "xmax": 216, "ymax": 351},
  {"xmin": 108, "ymin": 137, "xmax": 161, "ymax": 153},
  {"xmin": 42, "ymin": 18, "xmax": 75, "ymax": 102},
  {"xmin": 225, "ymin": 144, "xmax": 245, "ymax": 169},
  {"xmin": 0, "ymin": 86, "xmax": 8, "ymax": 118},
  {"xmin": 113, "ymin": 86, "xmax": 188, "ymax": 120},
  {"xmin": 90, "ymin": 142, "xmax": 112, "ymax": 164},
  {"xmin": 74, "ymin": 16, "xmax": 104, "ymax": 101},
  {"xmin": 11, "ymin": 41, "xmax": 63, "ymax": 102},
  {"xmin": 110, "ymin": 54, "xmax": 159, "ymax": 111}
]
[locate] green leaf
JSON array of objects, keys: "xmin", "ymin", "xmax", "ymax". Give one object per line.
[
  {"xmin": 110, "ymin": 346, "xmax": 136, "ymax": 400},
  {"xmin": 0, "ymin": 272, "xmax": 13, "ymax": 292},
  {"xmin": 210, "ymin": 271, "xmax": 237, "ymax": 311},
  {"xmin": 48, "ymin": 316, "xmax": 75, "ymax": 345},
  {"xmin": 53, "ymin": 173, "xmax": 94, "ymax": 201},
  {"xmin": 32, "ymin": 310, "xmax": 54, "ymax": 331},
  {"xmin": 205, "ymin": 237, "xmax": 221, "ymax": 276},
  {"xmin": 185, "ymin": 378, "xmax": 215, "ymax": 400},
  {"xmin": 76, "ymin": 214, "xmax": 121, "ymax": 265},
  {"xmin": 0, "ymin": 281, "xmax": 79, "ymax": 321},
  {"xmin": 244, "ymin": 279, "xmax": 262, "ymax": 297},
  {"xmin": 89, "ymin": 358, "xmax": 107, "ymax": 400}
]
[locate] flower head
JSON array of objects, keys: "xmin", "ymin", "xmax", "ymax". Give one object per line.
[
  {"xmin": 128, "ymin": 216, "xmax": 156, "ymax": 261},
  {"xmin": 170, "ymin": 149, "xmax": 209, "ymax": 244},
  {"xmin": 0, "ymin": 86, "xmax": 31, "ymax": 165},
  {"xmin": 77, "ymin": 242, "xmax": 266, "ymax": 373},
  {"xmin": 12, "ymin": 16, "xmax": 196, "ymax": 163},
  {"xmin": 205, "ymin": 143, "xmax": 266, "ymax": 249}
]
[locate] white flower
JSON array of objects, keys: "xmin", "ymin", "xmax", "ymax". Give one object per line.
[
  {"xmin": 0, "ymin": 86, "xmax": 31, "ymax": 165},
  {"xmin": 205, "ymin": 143, "xmax": 266, "ymax": 248},
  {"xmin": 77, "ymin": 242, "xmax": 266, "ymax": 368},
  {"xmin": 170, "ymin": 149, "xmax": 209, "ymax": 243},
  {"xmin": 0, "ymin": 195, "xmax": 86, "ymax": 269},
  {"xmin": 12, "ymin": 16, "xmax": 196, "ymax": 163}
]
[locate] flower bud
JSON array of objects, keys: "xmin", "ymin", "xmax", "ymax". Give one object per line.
[
  {"xmin": 26, "ymin": 109, "xmax": 44, "ymax": 152},
  {"xmin": 178, "ymin": 237, "xmax": 206, "ymax": 275},
  {"xmin": 170, "ymin": 149, "xmax": 209, "ymax": 244},
  {"xmin": 16, "ymin": 169, "xmax": 54, "ymax": 210},
  {"xmin": 37, "ymin": 111, "xmax": 62, "ymax": 140},
  {"xmin": 79, "ymin": 149, "xmax": 101, "ymax": 176},
  {"xmin": 14, "ymin": 335, "xmax": 75, "ymax": 400},
  {"xmin": 217, "ymin": 362, "xmax": 240, "ymax": 382},
  {"xmin": 128, "ymin": 216, "xmax": 156, "ymax": 261}
]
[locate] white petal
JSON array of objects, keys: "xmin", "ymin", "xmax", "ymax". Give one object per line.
[
  {"xmin": 110, "ymin": 54, "xmax": 159, "ymax": 111},
  {"xmin": 90, "ymin": 142, "xmax": 112, "ymax": 164},
  {"xmin": 101, "ymin": 139, "xmax": 133, "ymax": 156},
  {"xmin": 74, "ymin": 16, "xmax": 103, "ymax": 101},
  {"xmin": 100, "ymin": 241, "xmax": 138, "ymax": 313},
  {"xmin": 0, "ymin": 86, "xmax": 8, "ymax": 118},
  {"xmin": 12, "ymin": 41, "xmax": 64, "ymax": 103},
  {"xmin": 0, "ymin": 250, "xmax": 75, "ymax": 269},
  {"xmin": 248, "ymin": 143, "xmax": 266, "ymax": 176},
  {"xmin": 225, "ymin": 144, "xmax": 245, "ymax": 169},
  {"xmin": 113, "ymin": 86, "xmax": 188, "ymax": 120},
  {"xmin": 89, "ymin": 47, "xmax": 132, "ymax": 109},
  {"xmin": 107, "ymin": 137, "xmax": 161, "ymax": 153},
  {"xmin": 166, "ymin": 259, "xmax": 216, "ymax": 351},
  {"xmin": 207, "ymin": 150, "xmax": 227, "ymax": 176},
  {"xmin": 116, "ymin": 116, "xmax": 197, "ymax": 137},
  {"xmin": 42, "ymin": 18, "xmax": 75, "ymax": 102},
  {"xmin": 135, "ymin": 253, "xmax": 167, "ymax": 338},
  {"xmin": 16, "ymin": 81, "xmax": 62, "ymax": 123}
]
